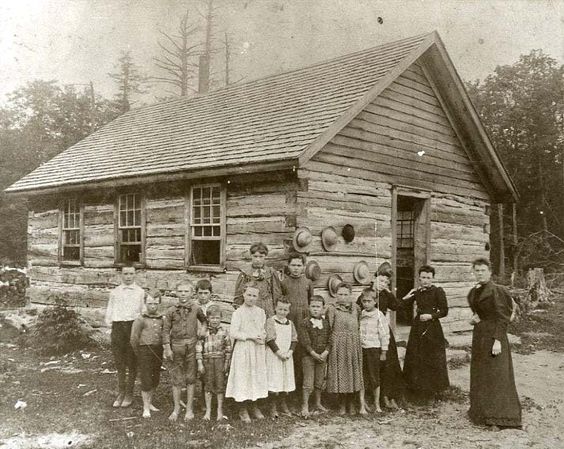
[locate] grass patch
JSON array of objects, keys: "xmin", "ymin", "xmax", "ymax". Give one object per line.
[{"xmin": 447, "ymin": 352, "xmax": 471, "ymax": 370}]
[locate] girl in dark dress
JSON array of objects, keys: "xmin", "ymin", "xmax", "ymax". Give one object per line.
[
  {"xmin": 467, "ymin": 258, "xmax": 521, "ymax": 428},
  {"xmin": 358, "ymin": 264, "xmax": 406, "ymax": 409},
  {"xmin": 402, "ymin": 265, "xmax": 449, "ymax": 401}
]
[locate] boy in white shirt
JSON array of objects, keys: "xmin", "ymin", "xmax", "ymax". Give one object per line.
[
  {"xmin": 358, "ymin": 288, "xmax": 389, "ymax": 414},
  {"xmin": 105, "ymin": 265, "xmax": 145, "ymax": 408}
]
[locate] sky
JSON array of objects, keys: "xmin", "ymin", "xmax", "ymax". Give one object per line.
[{"xmin": 0, "ymin": 0, "xmax": 562, "ymax": 105}]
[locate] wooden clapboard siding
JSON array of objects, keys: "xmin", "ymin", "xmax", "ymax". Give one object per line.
[
  {"xmin": 145, "ymin": 196, "xmax": 185, "ymax": 269},
  {"xmin": 308, "ymin": 63, "xmax": 488, "ymax": 201},
  {"xmin": 83, "ymin": 202, "xmax": 114, "ymax": 268},
  {"xmin": 28, "ymin": 204, "xmax": 59, "ymax": 266}
]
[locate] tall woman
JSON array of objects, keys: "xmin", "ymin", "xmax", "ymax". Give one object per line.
[
  {"xmin": 467, "ymin": 258, "xmax": 521, "ymax": 428},
  {"xmin": 402, "ymin": 265, "xmax": 449, "ymax": 401}
]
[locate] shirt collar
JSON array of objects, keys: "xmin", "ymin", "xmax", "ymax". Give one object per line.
[
  {"xmin": 274, "ymin": 317, "xmax": 289, "ymax": 325},
  {"xmin": 336, "ymin": 302, "xmax": 352, "ymax": 313},
  {"xmin": 208, "ymin": 325, "xmax": 221, "ymax": 334},
  {"xmin": 143, "ymin": 313, "xmax": 162, "ymax": 319},
  {"xmin": 310, "ymin": 317, "xmax": 324, "ymax": 329}
]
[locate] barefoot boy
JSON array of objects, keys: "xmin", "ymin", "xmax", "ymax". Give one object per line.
[
  {"xmin": 163, "ymin": 281, "xmax": 207, "ymax": 421},
  {"xmin": 105, "ymin": 265, "xmax": 145, "ymax": 408},
  {"xmin": 130, "ymin": 289, "xmax": 164, "ymax": 418},
  {"xmin": 298, "ymin": 295, "xmax": 330, "ymax": 417},
  {"xmin": 196, "ymin": 304, "xmax": 231, "ymax": 421},
  {"xmin": 358, "ymin": 288, "xmax": 389, "ymax": 414}
]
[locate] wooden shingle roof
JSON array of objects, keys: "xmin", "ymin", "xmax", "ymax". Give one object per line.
[
  {"xmin": 5, "ymin": 31, "xmax": 517, "ymax": 201},
  {"xmin": 6, "ymin": 33, "xmax": 429, "ymax": 193}
]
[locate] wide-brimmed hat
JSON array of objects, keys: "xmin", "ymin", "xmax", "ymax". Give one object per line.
[
  {"xmin": 342, "ymin": 224, "xmax": 355, "ymax": 243},
  {"xmin": 321, "ymin": 226, "xmax": 339, "ymax": 252},
  {"xmin": 292, "ymin": 227, "xmax": 313, "ymax": 253},
  {"xmin": 376, "ymin": 261, "xmax": 393, "ymax": 278},
  {"xmin": 305, "ymin": 260, "xmax": 321, "ymax": 281},
  {"xmin": 327, "ymin": 274, "xmax": 344, "ymax": 297},
  {"xmin": 353, "ymin": 260, "xmax": 371, "ymax": 285}
]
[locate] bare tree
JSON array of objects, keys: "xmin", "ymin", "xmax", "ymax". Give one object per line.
[
  {"xmin": 222, "ymin": 31, "xmax": 246, "ymax": 87},
  {"xmin": 197, "ymin": 0, "xmax": 221, "ymax": 92},
  {"xmin": 153, "ymin": 11, "xmax": 200, "ymax": 97},
  {"xmin": 109, "ymin": 51, "xmax": 148, "ymax": 113}
]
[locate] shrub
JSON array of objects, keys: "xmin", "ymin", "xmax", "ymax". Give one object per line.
[{"xmin": 26, "ymin": 302, "xmax": 94, "ymax": 355}]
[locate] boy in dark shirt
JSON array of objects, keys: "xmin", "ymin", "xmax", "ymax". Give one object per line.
[{"xmin": 298, "ymin": 295, "xmax": 330, "ymax": 417}]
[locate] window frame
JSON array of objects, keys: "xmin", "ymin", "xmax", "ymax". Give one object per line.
[
  {"xmin": 114, "ymin": 192, "xmax": 146, "ymax": 267},
  {"xmin": 185, "ymin": 183, "xmax": 226, "ymax": 271},
  {"xmin": 58, "ymin": 198, "xmax": 84, "ymax": 266}
]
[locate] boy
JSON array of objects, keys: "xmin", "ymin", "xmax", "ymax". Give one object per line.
[
  {"xmin": 281, "ymin": 253, "xmax": 314, "ymax": 390},
  {"xmin": 195, "ymin": 279, "xmax": 216, "ymax": 316},
  {"xmin": 105, "ymin": 264, "xmax": 145, "ymax": 408},
  {"xmin": 298, "ymin": 295, "xmax": 330, "ymax": 417},
  {"xmin": 233, "ymin": 242, "xmax": 282, "ymax": 317},
  {"xmin": 130, "ymin": 289, "xmax": 164, "ymax": 418},
  {"xmin": 163, "ymin": 280, "xmax": 207, "ymax": 421},
  {"xmin": 196, "ymin": 305, "xmax": 232, "ymax": 421},
  {"xmin": 358, "ymin": 288, "xmax": 389, "ymax": 414}
]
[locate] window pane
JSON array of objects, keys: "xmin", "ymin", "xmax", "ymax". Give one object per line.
[
  {"xmin": 190, "ymin": 240, "xmax": 220, "ymax": 265},
  {"xmin": 203, "ymin": 226, "xmax": 212, "ymax": 237},
  {"xmin": 212, "ymin": 206, "xmax": 220, "ymax": 220},
  {"xmin": 127, "ymin": 210, "xmax": 134, "ymax": 227},
  {"xmin": 212, "ymin": 226, "xmax": 220, "ymax": 236},
  {"xmin": 63, "ymin": 246, "xmax": 80, "ymax": 261},
  {"xmin": 120, "ymin": 244, "xmax": 141, "ymax": 263},
  {"xmin": 212, "ymin": 187, "xmax": 220, "ymax": 200},
  {"xmin": 194, "ymin": 227, "xmax": 202, "ymax": 237}
]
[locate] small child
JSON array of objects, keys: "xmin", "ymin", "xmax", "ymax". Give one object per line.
[
  {"xmin": 326, "ymin": 282, "xmax": 364, "ymax": 415},
  {"xmin": 162, "ymin": 280, "xmax": 207, "ymax": 422},
  {"xmin": 281, "ymin": 253, "xmax": 314, "ymax": 390},
  {"xmin": 233, "ymin": 242, "xmax": 282, "ymax": 317},
  {"xmin": 358, "ymin": 288, "xmax": 389, "ymax": 414},
  {"xmin": 265, "ymin": 299, "xmax": 298, "ymax": 417},
  {"xmin": 298, "ymin": 295, "xmax": 330, "ymax": 418},
  {"xmin": 226, "ymin": 282, "xmax": 269, "ymax": 422},
  {"xmin": 196, "ymin": 279, "xmax": 216, "ymax": 316},
  {"xmin": 196, "ymin": 305, "xmax": 231, "ymax": 421},
  {"xmin": 130, "ymin": 289, "xmax": 164, "ymax": 418},
  {"xmin": 105, "ymin": 265, "xmax": 145, "ymax": 408}
]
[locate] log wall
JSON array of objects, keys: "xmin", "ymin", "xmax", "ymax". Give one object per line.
[
  {"xmin": 25, "ymin": 172, "xmax": 299, "ymax": 325},
  {"xmin": 302, "ymin": 61, "xmax": 491, "ymax": 332}
]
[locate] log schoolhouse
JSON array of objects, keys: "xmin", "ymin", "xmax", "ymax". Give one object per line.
[{"xmin": 6, "ymin": 32, "xmax": 517, "ymax": 333}]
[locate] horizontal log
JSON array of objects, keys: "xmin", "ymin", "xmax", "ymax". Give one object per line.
[
  {"xmin": 430, "ymin": 222, "xmax": 487, "ymax": 243},
  {"xmin": 227, "ymin": 219, "xmax": 291, "ymax": 234},
  {"xmin": 146, "ymin": 224, "xmax": 185, "ymax": 238},
  {"xmin": 83, "ymin": 246, "xmax": 114, "ymax": 259},
  {"xmin": 83, "ymin": 210, "xmax": 114, "ymax": 226},
  {"xmin": 306, "ymin": 179, "xmax": 392, "ymax": 199},
  {"xmin": 146, "ymin": 236, "xmax": 185, "ymax": 247},
  {"xmin": 28, "ymin": 286, "xmax": 109, "ymax": 308},
  {"xmin": 431, "ymin": 209, "xmax": 487, "ymax": 227},
  {"xmin": 84, "ymin": 226, "xmax": 114, "ymax": 247},
  {"xmin": 145, "ymin": 259, "xmax": 185, "ymax": 270}
]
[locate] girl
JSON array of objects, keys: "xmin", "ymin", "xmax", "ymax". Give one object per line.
[
  {"xmin": 265, "ymin": 299, "xmax": 298, "ymax": 417},
  {"xmin": 233, "ymin": 242, "xmax": 282, "ymax": 317},
  {"xmin": 326, "ymin": 282, "xmax": 364, "ymax": 415},
  {"xmin": 402, "ymin": 265, "xmax": 449, "ymax": 402},
  {"xmin": 226, "ymin": 282, "xmax": 269, "ymax": 422}
]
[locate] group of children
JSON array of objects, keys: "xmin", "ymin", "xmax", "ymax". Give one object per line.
[{"xmin": 105, "ymin": 242, "xmax": 411, "ymax": 422}]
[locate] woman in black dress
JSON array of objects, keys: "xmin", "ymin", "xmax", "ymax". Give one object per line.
[
  {"xmin": 402, "ymin": 265, "xmax": 449, "ymax": 402},
  {"xmin": 358, "ymin": 263, "xmax": 405, "ymax": 409},
  {"xmin": 467, "ymin": 258, "xmax": 521, "ymax": 428}
]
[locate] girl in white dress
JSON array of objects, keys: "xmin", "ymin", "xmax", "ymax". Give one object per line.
[
  {"xmin": 226, "ymin": 282, "xmax": 268, "ymax": 422},
  {"xmin": 265, "ymin": 299, "xmax": 297, "ymax": 417}
]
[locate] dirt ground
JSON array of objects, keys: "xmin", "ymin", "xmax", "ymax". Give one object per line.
[{"xmin": 1, "ymin": 298, "xmax": 563, "ymax": 449}]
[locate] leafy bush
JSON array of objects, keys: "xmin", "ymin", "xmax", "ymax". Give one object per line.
[{"xmin": 26, "ymin": 302, "xmax": 94, "ymax": 355}]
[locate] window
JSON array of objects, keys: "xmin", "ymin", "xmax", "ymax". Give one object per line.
[
  {"xmin": 188, "ymin": 184, "xmax": 224, "ymax": 266},
  {"xmin": 117, "ymin": 193, "xmax": 143, "ymax": 263},
  {"xmin": 61, "ymin": 199, "xmax": 81, "ymax": 262},
  {"xmin": 397, "ymin": 209, "xmax": 415, "ymax": 249}
]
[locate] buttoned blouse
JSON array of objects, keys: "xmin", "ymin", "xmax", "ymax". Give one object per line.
[{"xmin": 104, "ymin": 283, "xmax": 145, "ymax": 325}]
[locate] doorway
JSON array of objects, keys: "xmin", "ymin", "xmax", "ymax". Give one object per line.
[{"xmin": 391, "ymin": 188, "xmax": 430, "ymax": 336}]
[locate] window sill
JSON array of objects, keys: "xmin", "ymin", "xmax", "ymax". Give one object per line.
[
  {"xmin": 113, "ymin": 262, "xmax": 147, "ymax": 269},
  {"xmin": 187, "ymin": 265, "xmax": 226, "ymax": 273},
  {"xmin": 59, "ymin": 261, "xmax": 82, "ymax": 267}
]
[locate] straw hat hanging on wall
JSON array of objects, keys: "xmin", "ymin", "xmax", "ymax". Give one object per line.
[
  {"xmin": 305, "ymin": 260, "xmax": 321, "ymax": 281},
  {"xmin": 353, "ymin": 260, "xmax": 371, "ymax": 285},
  {"xmin": 327, "ymin": 274, "xmax": 344, "ymax": 297},
  {"xmin": 292, "ymin": 227, "xmax": 313, "ymax": 253},
  {"xmin": 321, "ymin": 226, "xmax": 339, "ymax": 252}
]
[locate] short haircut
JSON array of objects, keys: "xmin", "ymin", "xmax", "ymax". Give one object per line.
[
  {"xmin": 418, "ymin": 265, "xmax": 435, "ymax": 276},
  {"xmin": 176, "ymin": 280, "xmax": 194, "ymax": 290},
  {"xmin": 287, "ymin": 253, "xmax": 306, "ymax": 264},
  {"xmin": 206, "ymin": 304, "xmax": 222, "ymax": 318},
  {"xmin": 196, "ymin": 279, "xmax": 213, "ymax": 292},
  {"xmin": 276, "ymin": 298, "xmax": 291, "ymax": 307},
  {"xmin": 145, "ymin": 289, "xmax": 162, "ymax": 303},
  {"xmin": 120, "ymin": 264, "xmax": 136, "ymax": 272},
  {"xmin": 336, "ymin": 282, "xmax": 352, "ymax": 293},
  {"xmin": 243, "ymin": 280, "xmax": 260, "ymax": 292},
  {"xmin": 472, "ymin": 257, "xmax": 491, "ymax": 269},
  {"xmin": 359, "ymin": 287, "xmax": 376, "ymax": 301},
  {"xmin": 250, "ymin": 242, "xmax": 269, "ymax": 255},
  {"xmin": 309, "ymin": 295, "xmax": 325, "ymax": 306}
]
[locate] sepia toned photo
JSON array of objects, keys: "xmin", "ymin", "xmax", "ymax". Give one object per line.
[{"xmin": 0, "ymin": 1, "xmax": 563, "ymax": 448}]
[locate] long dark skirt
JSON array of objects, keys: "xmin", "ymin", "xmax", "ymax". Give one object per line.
[
  {"xmin": 469, "ymin": 321, "xmax": 521, "ymax": 427},
  {"xmin": 403, "ymin": 319, "xmax": 449, "ymax": 393},
  {"xmin": 380, "ymin": 328, "xmax": 405, "ymax": 401}
]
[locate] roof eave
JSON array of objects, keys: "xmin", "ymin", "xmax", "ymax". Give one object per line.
[{"xmin": 4, "ymin": 158, "xmax": 298, "ymax": 197}]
